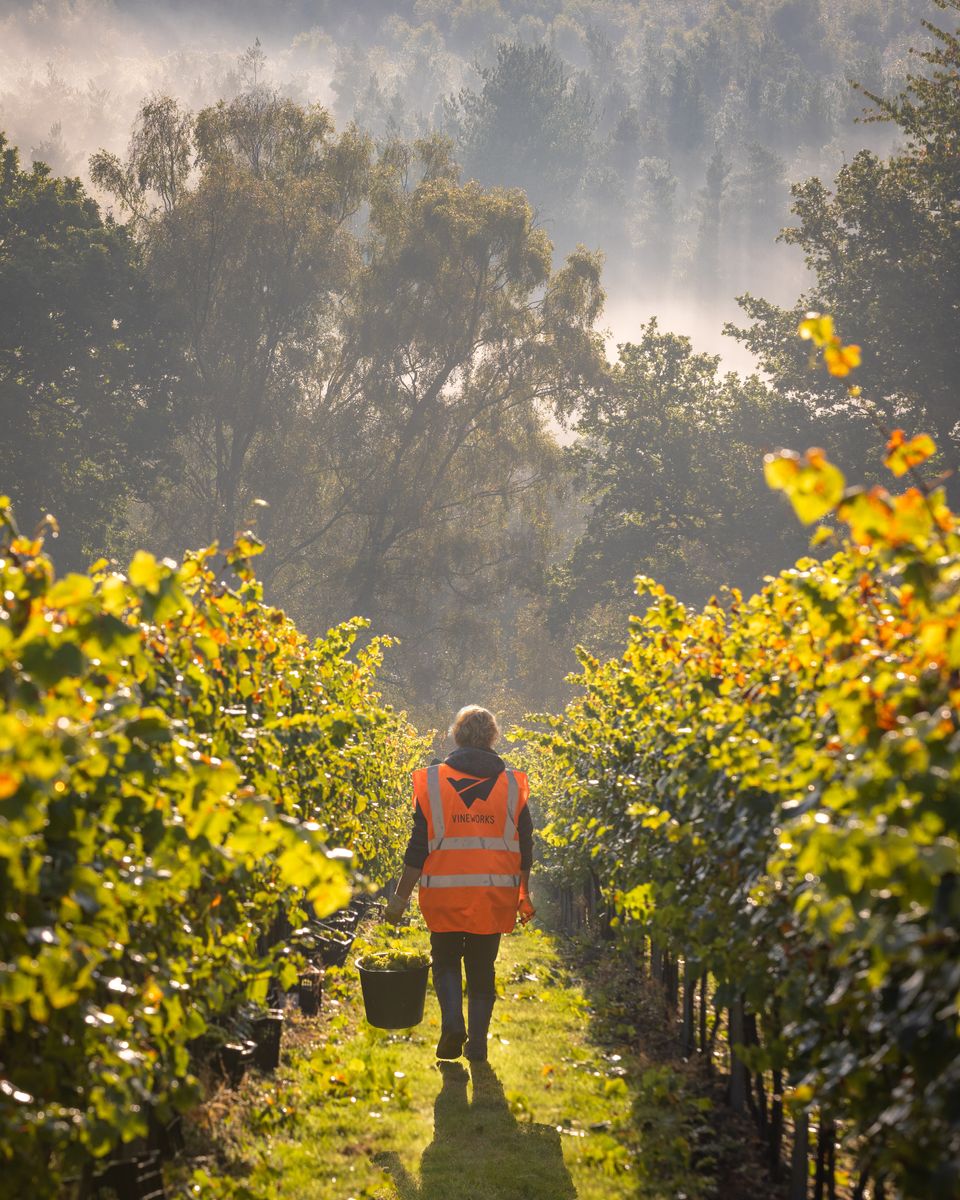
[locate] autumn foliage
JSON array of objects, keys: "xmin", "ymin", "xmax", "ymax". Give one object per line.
[
  {"xmin": 0, "ymin": 503, "xmax": 424, "ymax": 1193},
  {"xmin": 526, "ymin": 328, "xmax": 960, "ymax": 1195}
]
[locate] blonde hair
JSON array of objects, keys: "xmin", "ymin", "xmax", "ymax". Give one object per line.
[{"xmin": 449, "ymin": 705, "xmax": 500, "ymax": 750}]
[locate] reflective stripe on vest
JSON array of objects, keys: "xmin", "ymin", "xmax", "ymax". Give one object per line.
[
  {"xmin": 420, "ymin": 873, "xmax": 522, "ymax": 889},
  {"xmin": 426, "ymin": 764, "xmax": 445, "ymax": 852},
  {"xmin": 425, "ymin": 765, "xmax": 520, "ymax": 855},
  {"xmin": 437, "ymin": 836, "xmax": 513, "ymax": 852},
  {"xmin": 504, "ymin": 770, "xmax": 519, "ymax": 845}
]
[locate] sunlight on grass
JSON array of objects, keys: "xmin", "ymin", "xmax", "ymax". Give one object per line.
[{"xmin": 199, "ymin": 920, "xmax": 719, "ymax": 1200}]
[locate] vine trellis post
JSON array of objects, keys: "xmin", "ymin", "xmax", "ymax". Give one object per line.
[{"xmin": 655, "ymin": 942, "xmax": 825, "ymax": 1198}]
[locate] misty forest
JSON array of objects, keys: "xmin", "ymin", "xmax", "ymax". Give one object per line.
[{"xmin": 2, "ymin": 1, "xmax": 960, "ymax": 1198}]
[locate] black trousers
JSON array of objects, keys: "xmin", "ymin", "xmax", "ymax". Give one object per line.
[{"xmin": 430, "ymin": 931, "xmax": 501, "ymax": 995}]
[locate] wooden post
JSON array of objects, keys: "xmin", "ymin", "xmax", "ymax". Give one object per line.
[
  {"xmin": 770, "ymin": 1067, "xmax": 784, "ymax": 1177},
  {"xmin": 77, "ymin": 1161, "xmax": 95, "ymax": 1200},
  {"xmin": 682, "ymin": 957, "xmax": 695, "ymax": 1054},
  {"xmin": 814, "ymin": 1112, "xmax": 828, "ymax": 1200},
  {"xmin": 707, "ymin": 1000, "xmax": 722, "ymax": 1061},
  {"xmin": 699, "ymin": 971, "xmax": 708, "ymax": 1056},
  {"xmin": 811, "ymin": 1116, "xmax": 837, "ymax": 1200},
  {"xmin": 745, "ymin": 1012, "xmax": 767, "ymax": 1136},
  {"xmin": 728, "ymin": 993, "xmax": 748, "ymax": 1113},
  {"xmin": 789, "ymin": 1110, "xmax": 810, "ymax": 1200}
]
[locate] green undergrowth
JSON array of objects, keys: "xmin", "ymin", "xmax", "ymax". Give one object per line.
[{"xmin": 169, "ymin": 920, "xmax": 747, "ymax": 1200}]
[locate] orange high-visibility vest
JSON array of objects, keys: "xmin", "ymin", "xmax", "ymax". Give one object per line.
[{"xmin": 413, "ymin": 762, "xmax": 529, "ymax": 935}]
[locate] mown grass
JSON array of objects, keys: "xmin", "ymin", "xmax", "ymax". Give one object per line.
[{"xmin": 172, "ymin": 919, "xmax": 740, "ymax": 1200}]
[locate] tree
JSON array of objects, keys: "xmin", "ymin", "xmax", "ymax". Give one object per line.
[
  {"xmin": 94, "ymin": 88, "xmax": 372, "ymax": 550},
  {"xmin": 665, "ymin": 55, "xmax": 707, "ymax": 157},
  {"xmin": 95, "ymin": 84, "xmax": 606, "ymax": 715},
  {"xmin": 90, "ymin": 95, "xmax": 194, "ymax": 222},
  {"xmin": 0, "ymin": 135, "xmax": 176, "ymax": 569},
  {"xmin": 633, "ymin": 158, "xmax": 678, "ymax": 279},
  {"xmin": 445, "ymin": 41, "xmax": 598, "ymax": 245},
  {"xmin": 728, "ymin": 0, "xmax": 960, "ymax": 467},
  {"xmin": 259, "ymin": 142, "xmax": 606, "ymax": 711},
  {"xmin": 693, "ymin": 144, "xmax": 731, "ymax": 296},
  {"xmin": 727, "ymin": 142, "xmax": 788, "ymax": 288},
  {"xmin": 550, "ymin": 320, "xmax": 812, "ymax": 648}
]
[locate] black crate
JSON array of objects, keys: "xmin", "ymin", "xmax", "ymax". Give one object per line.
[
  {"xmin": 252, "ymin": 1009, "xmax": 284, "ymax": 1072},
  {"xmin": 314, "ymin": 923, "xmax": 353, "ymax": 967},
  {"xmin": 93, "ymin": 1152, "xmax": 166, "ymax": 1200},
  {"xmin": 298, "ymin": 966, "xmax": 322, "ymax": 1016},
  {"xmin": 219, "ymin": 1040, "xmax": 255, "ymax": 1087},
  {"xmin": 148, "ymin": 1110, "xmax": 185, "ymax": 1160}
]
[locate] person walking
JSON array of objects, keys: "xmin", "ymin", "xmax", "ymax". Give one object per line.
[{"xmin": 384, "ymin": 705, "xmax": 535, "ymax": 1061}]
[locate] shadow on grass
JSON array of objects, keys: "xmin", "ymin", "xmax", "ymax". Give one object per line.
[{"xmin": 377, "ymin": 1060, "xmax": 578, "ymax": 1200}]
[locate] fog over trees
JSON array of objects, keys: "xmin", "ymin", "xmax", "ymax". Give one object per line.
[
  {"xmin": 1, "ymin": 0, "xmax": 921, "ymax": 354},
  {"xmin": 1, "ymin": 0, "xmax": 954, "ymax": 724}
]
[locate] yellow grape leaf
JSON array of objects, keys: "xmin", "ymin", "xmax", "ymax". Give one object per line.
[
  {"xmin": 930, "ymin": 489, "xmax": 955, "ymax": 534},
  {"xmin": 823, "ymin": 342, "xmax": 862, "ymax": 377},
  {"xmin": 227, "ymin": 532, "xmax": 266, "ymax": 561},
  {"xmin": 763, "ymin": 452, "xmax": 800, "ymax": 491},
  {"xmin": 792, "ymin": 465, "xmax": 844, "ymax": 524},
  {"xmin": 798, "ymin": 313, "xmax": 861, "ymax": 377},
  {"xmin": 920, "ymin": 619, "xmax": 949, "ymax": 663},
  {"xmin": 47, "ymin": 574, "xmax": 95, "ymax": 609},
  {"xmin": 798, "ymin": 313, "xmax": 835, "ymax": 347},
  {"xmin": 888, "ymin": 487, "xmax": 934, "ymax": 544},
  {"xmin": 128, "ymin": 550, "xmax": 163, "ymax": 594},
  {"xmin": 618, "ymin": 882, "xmax": 654, "ymax": 919},
  {"xmin": 843, "ymin": 486, "xmax": 937, "ymax": 547},
  {"xmin": 838, "ymin": 487, "xmax": 893, "ymax": 544},
  {"xmin": 767, "ymin": 448, "xmax": 845, "ymax": 524},
  {"xmin": 143, "ymin": 982, "xmax": 163, "ymax": 1007},
  {"xmin": 884, "ymin": 431, "xmax": 936, "ymax": 478}
]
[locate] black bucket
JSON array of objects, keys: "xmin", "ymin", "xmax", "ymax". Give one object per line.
[{"xmin": 357, "ymin": 960, "xmax": 430, "ymax": 1030}]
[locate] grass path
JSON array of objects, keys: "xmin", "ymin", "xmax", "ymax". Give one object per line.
[{"xmin": 176, "ymin": 919, "xmax": 758, "ymax": 1200}]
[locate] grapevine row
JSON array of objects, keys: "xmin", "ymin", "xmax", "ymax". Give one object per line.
[
  {"xmin": 0, "ymin": 501, "xmax": 426, "ymax": 1195},
  {"xmin": 525, "ymin": 419, "xmax": 960, "ymax": 1196}
]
